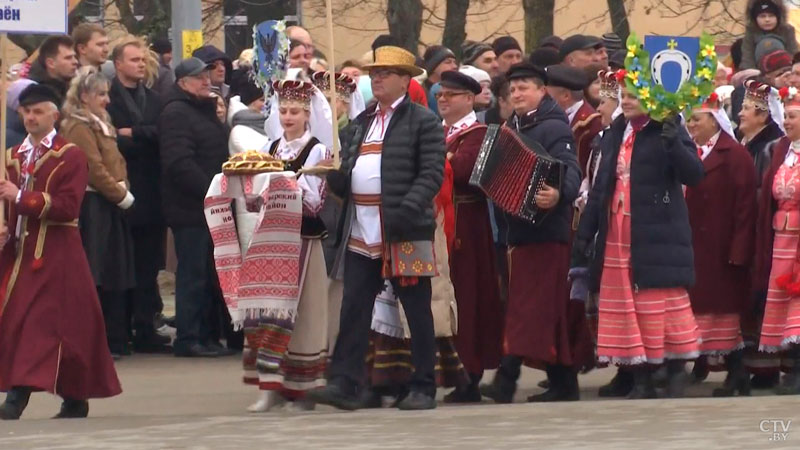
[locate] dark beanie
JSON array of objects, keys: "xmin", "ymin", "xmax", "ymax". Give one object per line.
[
  {"xmin": 240, "ymin": 81, "xmax": 265, "ymax": 106},
  {"xmin": 423, "ymin": 45, "xmax": 456, "ymax": 74},
  {"xmin": 151, "ymin": 38, "xmax": 171, "ymax": 55},
  {"xmin": 372, "ymin": 34, "xmax": 398, "ymax": 51},
  {"xmin": 529, "ymin": 47, "xmax": 560, "ymax": 69},
  {"xmin": 462, "ymin": 41, "xmax": 493, "ymax": 66},
  {"xmin": 750, "ymin": 0, "xmax": 782, "ymax": 24},
  {"xmin": 492, "ymin": 36, "xmax": 522, "ymax": 57},
  {"xmin": 602, "ymin": 32, "xmax": 623, "ymax": 52},
  {"xmin": 539, "ymin": 35, "xmax": 563, "ymax": 51}
]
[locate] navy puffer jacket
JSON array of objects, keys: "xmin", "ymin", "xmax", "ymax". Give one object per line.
[{"xmin": 576, "ymin": 115, "xmax": 705, "ymax": 292}]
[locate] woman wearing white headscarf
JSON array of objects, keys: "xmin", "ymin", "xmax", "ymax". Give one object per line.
[{"xmin": 684, "ymin": 91, "xmax": 758, "ymax": 397}]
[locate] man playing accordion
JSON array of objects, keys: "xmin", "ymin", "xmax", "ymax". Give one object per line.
[{"xmin": 480, "ymin": 62, "xmax": 582, "ymax": 403}]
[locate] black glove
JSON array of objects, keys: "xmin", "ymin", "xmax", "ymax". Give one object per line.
[
  {"xmin": 326, "ymin": 170, "xmax": 348, "ymax": 198},
  {"xmin": 660, "ymin": 115, "xmax": 681, "ymax": 145}
]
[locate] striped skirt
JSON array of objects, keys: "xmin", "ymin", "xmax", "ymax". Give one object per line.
[
  {"xmin": 597, "ymin": 208, "xmax": 701, "ymax": 365},
  {"xmin": 365, "ymin": 333, "xmax": 469, "ymax": 389},
  {"xmin": 695, "ymin": 313, "xmax": 744, "ymax": 356},
  {"xmin": 759, "ymin": 229, "xmax": 800, "ymax": 352},
  {"xmin": 243, "ymin": 239, "xmax": 330, "ymax": 398}
]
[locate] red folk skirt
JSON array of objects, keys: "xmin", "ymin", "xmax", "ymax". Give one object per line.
[
  {"xmin": 596, "ymin": 189, "xmax": 700, "ymax": 365},
  {"xmin": 504, "ymin": 242, "xmax": 573, "ymax": 368},
  {"xmin": 759, "ymin": 228, "xmax": 800, "ymax": 352},
  {"xmin": 694, "ymin": 313, "xmax": 744, "ymax": 355}
]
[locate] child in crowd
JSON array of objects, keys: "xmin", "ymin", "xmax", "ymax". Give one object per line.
[{"xmin": 741, "ymin": 0, "xmax": 798, "ymax": 70}]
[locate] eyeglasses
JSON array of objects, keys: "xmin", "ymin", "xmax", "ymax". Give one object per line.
[
  {"xmin": 434, "ymin": 91, "xmax": 470, "ymax": 100},
  {"xmin": 370, "ymin": 69, "xmax": 402, "ymax": 79}
]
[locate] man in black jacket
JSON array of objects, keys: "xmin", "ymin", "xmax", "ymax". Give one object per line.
[
  {"xmin": 158, "ymin": 57, "xmax": 230, "ymax": 358},
  {"xmin": 28, "ymin": 36, "xmax": 78, "ymax": 106},
  {"xmin": 309, "ymin": 46, "xmax": 445, "ymax": 411},
  {"xmin": 480, "ymin": 62, "xmax": 582, "ymax": 404},
  {"xmin": 107, "ymin": 38, "xmax": 168, "ymax": 353}
]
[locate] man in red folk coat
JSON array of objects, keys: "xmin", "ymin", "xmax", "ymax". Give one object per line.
[
  {"xmin": 685, "ymin": 95, "xmax": 757, "ymax": 397},
  {"xmin": 436, "ymin": 71, "xmax": 504, "ymax": 403},
  {"xmin": 0, "ymin": 84, "xmax": 121, "ymax": 420}
]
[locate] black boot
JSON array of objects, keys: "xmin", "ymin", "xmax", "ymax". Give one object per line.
[
  {"xmin": 528, "ymin": 365, "xmax": 579, "ymax": 402},
  {"xmin": 444, "ymin": 372, "xmax": 482, "ymax": 403},
  {"xmin": 776, "ymin": 346, "xmax": 800, "ymax": 395},
  {"xmin": 598, "ymin": 367, "xmax": 634, "ymax": 397},
  {"xmin": 53, "ymin": 398, "xmax": 89, "ymax": 419},
  {"xmin": 691, "ymin": 356, "xmax": 709, "ymax": 383},
  {"xmin": 712, "ymin": 350, "xmax": 750, "ymax": 397},
  {"xmin": 750, "ymin": 372, "xmax": 780, "ymax": 389},
  {"xmin": 355, "ymin": 386, "xmax": 383, "ymax": 409},
  {"xmin": 666, "ymin": 360, "xmax": 689, "ymax": 398},
  {"xmin": 627, "ymin": 366, "xmax": 657, "ymax": 399},
  {"xmin": 480, "ymin": 356, "xmax": 519, "ymax": 404},
  {"xmin": 0, "ymin": 387, "xmax": 32, "ymax": 420}
]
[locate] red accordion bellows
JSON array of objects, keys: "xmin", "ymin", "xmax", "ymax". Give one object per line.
[{"xmin": 469, "ymin": 124, "xmax": 563, "ymax": 224}]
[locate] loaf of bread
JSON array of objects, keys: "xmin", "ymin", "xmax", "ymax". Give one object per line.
[{"xmin": 222, "ymin": 151, "xmax": 285, "ymax": 175}]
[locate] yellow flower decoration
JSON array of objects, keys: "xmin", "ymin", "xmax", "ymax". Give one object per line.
[
  {"xmin": 412, "ymin": 260, "xmax": 423, "ymax": 273},
  {"xmin": 627, "ymin": 71, "xmax": 639, "ymax": 85},
  {"xmin": 398, "ymin": 261, "xmax": 406, "ymax": 272},
  {"xmin": 401, "ymin": 242, "xmax": 414, "ymax": 255},
  {"xmin": 646, "ymin": 99, "xmax": 657, "ymax": 110},
  {"xmin": 698, "ymin": 67, "xmax": 713, "ymax": 80},
  {"xmin": 690, "ymin": 86, "xmax": 700, "ymax": 97},
  {"xmin": 638, "ymin": 86, "xmax": 650, "ymax": 100},
  {"xmin": 701, "ymin": 44, "xmax": 716, "ymax": 59},
  {"xmin": 627, "ymin": 44, "xmax": 638, "ymax": 58}
]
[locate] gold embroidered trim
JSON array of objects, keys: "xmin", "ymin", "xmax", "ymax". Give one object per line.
[
  {"xmin": 572, "ymin": 112, "xmax": 601, "ymax": 132},
  {"xmin": 54, "ymin": 341, "xmax": 63, "ymax": 395},
  {"xmin": 39, "ymin": 192, "xmax": 52, "ymax": 220},
  {"xmin": 33, "ymin": 143, "xmax": 75, "ymax": 175}
]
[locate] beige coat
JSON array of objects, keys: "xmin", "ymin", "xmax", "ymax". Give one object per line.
[{"xmin": 61, "ymin": 116, "xmax": 129, "ymax": 204}]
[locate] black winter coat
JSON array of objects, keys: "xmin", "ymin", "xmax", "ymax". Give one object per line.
[
  {"xmin": 330, "ymin": 95, "xmax": 445, "ymax": 243},
  {"xmin": 744, "ymin": 120, "xmax": 784, "ymax": 188},
  {"xmin": 576, "ymin": 115, "xmax": 705, "ymax": 292},
  {"xmin": 107, "ymin": 79, "xmax": 164, "ymax": 227},
  {"xmin": 158, "ymin": 85, "xmax": 230, "ymax": 228},
  {"xmin": 503, "ymin": 94, "xmax": 581, "ymax": 245}
]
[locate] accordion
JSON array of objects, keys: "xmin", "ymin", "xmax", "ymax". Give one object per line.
[{"xmin": 469, "ymin": 124, "xmax": 564, "ymax": 224}]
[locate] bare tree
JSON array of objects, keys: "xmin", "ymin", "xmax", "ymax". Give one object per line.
[
  {"xmin": 386, "ymin": 0, "xmax": 424, "ymax": 53},
  {"xmin": 523, "ymin": 0, "xmax": 555, "ymax": 52},
  {"xmin": 607, "ymin": 0, "xmax": 630, "ymax": 42},
  {"xmin": 443, "ymin": 0, "xmax": 469, "ymax": 57}
]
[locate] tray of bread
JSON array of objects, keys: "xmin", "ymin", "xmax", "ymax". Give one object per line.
[{"xmin": 222, "ymin": 151, "xmax": 286, "ymax": 175}]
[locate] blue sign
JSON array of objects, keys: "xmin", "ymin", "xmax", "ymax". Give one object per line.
[
  {"xmin": 644, "ymin": 36, "xmax": 700, "ymax": 94},
  {"xmin": 254, "ymin": 21, "xmax": 288, "ymax": 92}
]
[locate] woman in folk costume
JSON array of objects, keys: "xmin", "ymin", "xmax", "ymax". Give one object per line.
[
  {"xmin": 310, "ymin": 71, "xmax": 366, "ymax": 131},
  {"xmin": 573, "ymin": 69, "xmax": 636, "ymax": 398},
  {"xmin": 60, "ymin": 67, "xmax": 136, "ymax": 359},
  {"xmin": 576, "ymin": 87, "xmax": 704, "ymax": 399},
  {"xmin": 753, "ymin": 85, "xmax": 800, "ymax": 395},
  {"xmin": 739, "ymin": 80, "xmax": 785, "ymax": 185},
  {"xmin": 684, "ymin": 92, "xmax": 757, "ymax": 397},
  {"xmin": 246, "ymin": 80, "xmax": 333, "ymax": 412},
  {"xmin": 740, "ymin": 80, "xmax": 788, "ymax": 389}
]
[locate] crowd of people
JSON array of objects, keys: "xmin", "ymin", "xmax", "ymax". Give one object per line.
[{"xmin": 3, "ymin": 0, "xmax": 800, "ymax": 419}]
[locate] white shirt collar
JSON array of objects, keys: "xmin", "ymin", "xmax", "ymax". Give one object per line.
[
  {"xmin": 566, "ymin": 100, "xmax": 584, "ymax": 123},
  {"xmin": 19, "ymin": 128, "xmax": 57, "ymax": 154},
  {"xmin": 785, "ymin": 139, "xmax": 800, "ymax": 167},
  {"xmin": 698, "ymin": 131, "xmax": 721, "ymax": 161},
  {"xmin": 278, "ymin": 129, "xmax": 313, "ymax": 158},
  {"xmin": 444, "ymin": 111, "xmax": 477, "ymax": 139},
  {"xmin": 377, "ymin": 95, "xmax": 405, "ymax": 116}
]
